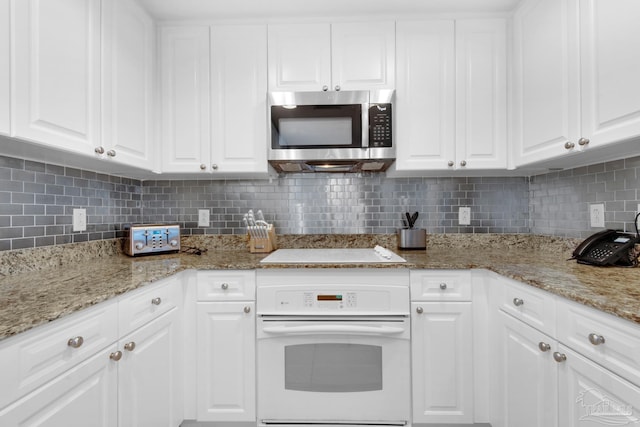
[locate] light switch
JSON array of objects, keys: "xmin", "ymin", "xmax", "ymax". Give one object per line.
[{"xmin": 73, "ymin": 209, "xmax": 86, "ymax": 232}]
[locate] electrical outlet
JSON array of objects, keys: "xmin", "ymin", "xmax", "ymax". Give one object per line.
[
  {"xmin": 72, "ymin": 208, "xmax": 86, "ymax": 232},
  {"xmin": 459, "ymin": 207, "xmax": 471, "ymax": 226},
  {"xmin": 590, "ymin": 203, "xmax": 605, "ymax": 228},
  {"xmin": 198, "ymin": 209, "xmax": 210, "ymax": 227}
]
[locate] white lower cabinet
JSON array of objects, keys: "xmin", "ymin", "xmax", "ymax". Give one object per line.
[
  {"xmin": 0, "ymin": 343, "xmax": 118, "ymax": 426},
  {"xmin": 492, "ymin": 276, "xmax": 640, "ymax": 426},
  {"xmin": 493, "ymin": 310, "xmax": 558, "ymax": 427},
  {"xmin": 118, "ymin": 308, "xmax": 182, "ymax": 427},
  {"xmin": 410, "ymin": 271, "xmax": 474, "ymax": 424},
  {"xmin": 195, "ymin": 270, "xmax": 256, "ymax": 422},
  {"xmin": 196, "ymin": 302, "xmax": 255, "ymax": 421},
  {"xmin": 0, "ymin": 0, "xmax": 9, "ymax": 135}
]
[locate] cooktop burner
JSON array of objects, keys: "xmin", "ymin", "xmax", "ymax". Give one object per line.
[{"xmin": 259, "ymin": 246, "xmax": 406, "ymax": 264}]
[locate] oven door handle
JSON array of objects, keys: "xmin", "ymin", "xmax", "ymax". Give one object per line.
[{"xmin": 261, "ymin": 324, "xmax": 406, "ymax": 336}]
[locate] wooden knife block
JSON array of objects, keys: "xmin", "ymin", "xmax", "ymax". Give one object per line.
[{"xmin": 249, "ymin": 225, "xmax": 278, "ymax": 253}]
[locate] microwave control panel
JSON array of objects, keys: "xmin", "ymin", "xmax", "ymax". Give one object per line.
[{"xmin": 369, "ymin": 103, "xmax": 392, "ymax": 147}]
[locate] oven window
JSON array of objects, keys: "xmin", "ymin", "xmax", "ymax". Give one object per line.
[{"xmin": 284, "ymin": 343, "xmax": 382, "ymax": 392}]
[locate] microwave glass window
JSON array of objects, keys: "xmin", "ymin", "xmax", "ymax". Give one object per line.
[
  {"xmin": 278, "ymin": 118, "xmax": 352, "ymax": 146},
  {"xmin": 284, "ymin": 343, "xmax": 383, "ymax": 393},
  {"xmin": 271, "ymin": 104, "xmax": 362, "ymax": 149}
]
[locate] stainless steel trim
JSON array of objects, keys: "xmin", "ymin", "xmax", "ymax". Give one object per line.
[{"xmin": 260, "ymin": 421, "xmax": 408, "ymax": 426}]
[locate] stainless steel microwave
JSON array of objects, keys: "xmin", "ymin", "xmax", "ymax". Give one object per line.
[{"xmin": 268, "ymin": 90, "xmax": 395, "ymax": 173}]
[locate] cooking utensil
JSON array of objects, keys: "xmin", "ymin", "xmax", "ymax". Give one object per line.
[
  {"xmin": 405, "ymin": 212, "xmax": 413, "ymax": 229},
  {"xmin": 410, "ymin": 212, "xmax": 419, "ymax": 227}
]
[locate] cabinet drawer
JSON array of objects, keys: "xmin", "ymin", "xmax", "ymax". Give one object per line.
[
  {"xmin": 197, "ymin": 271, "xmax": 255, "ymax": 301},
  {"xmin": 499, "ymin": 277, "xmax": 556, "ymax": 336},
  {"xmin": 0, "ymin": 300, "xmax": 118, "ymax": 409},
  {"xmin": 410, "ymin": 270, "xmax": 471, "ymax": 301},
  {"xmin": 118, "ymin": 276, "xmax": 181, "ymax": 337},
  {"xmin": 557, "ymin": 298, "xmax": 640, "ymax": 388}
]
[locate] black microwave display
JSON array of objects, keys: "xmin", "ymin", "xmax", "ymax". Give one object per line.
[
  {"xmin": 369, "ymin": 103, "xmax": 392, "ymax": 148},
  {"xmin": 270, "ymin": 104, "xmax": 363, "ymax": 149}
]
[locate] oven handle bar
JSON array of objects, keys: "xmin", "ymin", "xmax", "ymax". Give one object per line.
[{"xmin": 261, "ymin": 324, "xmax": 405, "ymax": 336}]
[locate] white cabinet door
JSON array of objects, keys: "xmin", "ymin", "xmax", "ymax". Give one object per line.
[
  {"xmin": 196, "ymin": 302, "xmax": 255, "ymax": 422},
  {"xmin": 0, "ymin": 0, "xmax": 9, "ymax": 135},
  {"xmin": 118, "ymin": 309, "xmax": 183, "ymax": 427},
  {"xmin": 210, "ymin": 24, "xmax": 268, "ymax": 174},
  {"xmin": 267, "ymin": 22, "xmax": 394, "ymax": 92},
  {"xmin": 159, "ymin": 26, "xmax": 211, "ymax": 173},
  {"xmin": 331, "ymin": 21, "xmax": 395, "ymax": 91},
  {"xmin": 493, "ymin": 311, "xmax": 558, "ymax": 427},
  {"xmin": 394, "ymin": 20, "xmax": 455, "ymax": 171},
  {"xmin": 12, "ymin": 0, "xmax": 101, "ymax": 154},
  {"xmin": 579, "ymin": 0, "xmax": 640, "ymax": 151},
  {"xmin": 512, "ymin": 0, "xmax": 581, "ymax": 166},
  {"xmin": 455, "ymin": 19, "xmax": 507, "ymax": 170},
  {"xmin": 558, "ymin": 345, "xmax": 640, "ymax": 426},
  {"xmin": 411, "ymin": 302, "xmax": 473, "ymax": 424},
  {"xmin": 267, "ymin": 23, "xmax": 331, "ymax": 91},
  {"xmin": 101, "ymin": 0, "xmax": 154, "ymax": 170},
  {"xmin": 0, "ymin": 344, "xmax": 118, "ymax": 427}
]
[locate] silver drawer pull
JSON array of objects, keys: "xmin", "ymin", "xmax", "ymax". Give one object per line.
[
  {"xmin": 244, "ymin": 306, "xmax": 251, "ymax": 313},
  {"xmin": 221, "ymin": 283, "xmax": 229, "ymax": 290},
  {"xmin": 124, "ymin": 342, "xmax": 136, "ymax": 352},
  {"xmin": 538, "ymin": 342, "xmax": 551, "ymax": 352},
  {"xmin": 416, "ymin": 306, "xmax": 424, "ymax": 314},
  {"xmin": 553, "ymin": 352, "xmax": 567, "ymax": 363},
  {"xmin": 67, "ymin": 336, "xmax": 84, "ymax": 348},
  {"xmin": 110, "ymin": 351, "xmax": 122, "ymax": 361},
  {"xmin": 588, "ymin": 333, "xmax": 605, "ymax": 346},
  {"xmin": 513, "ymin": 298, "xmax": 524, "ymax": 307},
  {"xmin": 151, "ymin": 297, "xmax": 162, "ymax": 305},
  {"xmin": 439, "ymin": 283, "xmax": 447, "ymax": 290}
]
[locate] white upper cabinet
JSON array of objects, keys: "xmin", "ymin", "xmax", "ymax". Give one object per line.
[
  {"xmin": 268, "ymin": 21, "xmax": 395, "ymax": 92},
  {"xmin": 12, "ymin": 0, "xmax": 101, "ymax": 154},
  {"xmin": 393, "ymin": 19, "xmax": 506, "ymax": 172},
  {"xmin": 0, "ymin": 0, "xmax": 9, "ymax": 136},
  {"xmin": 210, "ymin": 24, "xmax": 268, "ymax": 174},
  {"xmin": 101, "ymin": 0, "xmax": 155, "ymax": 170},
  {"xmin": 513, "ymin": 0, "xmax": 640, "ymax": 167},
  {"xmin": 579, "ymin": 0, "xmax": 640, "ymax": 151},
  {"xmin": 394, "ymin": 20, "xmax": 455, "ymax": 171},
  {"xmin": 160, "ymin": 26, "xmax": 211, "ymax": 173},
  {"xmin": 455, "ymin": 20, "xmax": 507, "ymax": 170},
  {"xmin": 267, "ymin": 23, "xmax": 331, "ymax": 92},
  {"xmin": 160, "ymin": 24, "xmax": 268, "ymax": 175},
  {"xmin": 512, "ymin": 0, "xmax": 581, "ymax": 166}
]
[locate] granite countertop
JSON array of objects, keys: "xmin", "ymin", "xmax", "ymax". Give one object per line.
[{"xmin": 0, "ymin": 233, "xmax": 639, "ymax": 341}]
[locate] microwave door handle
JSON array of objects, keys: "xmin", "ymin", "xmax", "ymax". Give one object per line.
[{"xmin": 261, "ymin": 324, "xmax": 405, "ymax": 336}]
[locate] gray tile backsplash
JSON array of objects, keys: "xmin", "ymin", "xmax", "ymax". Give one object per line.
[{"xmin": 1, "ymin": 153, "xmax": 639, "ymax": 251}]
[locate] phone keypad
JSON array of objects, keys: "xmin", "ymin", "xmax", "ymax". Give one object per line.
[{"xmin": 587, "ymin": 247, "xmax": 614, "ymax": 261}]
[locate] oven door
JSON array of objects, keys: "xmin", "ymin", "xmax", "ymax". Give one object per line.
[{"xmin": 257, "ymin": 316, "xmax": 410, "ymax": 426}]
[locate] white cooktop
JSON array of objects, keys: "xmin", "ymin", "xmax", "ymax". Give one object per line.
[{"xmin": 260, "ymin": 246, "xmax": 406, "ymax": 264}]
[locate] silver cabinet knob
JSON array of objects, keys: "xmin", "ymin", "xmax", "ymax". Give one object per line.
[
  {"xmin": 110, "ymin": 351, "xmax": 123, "ymax": 361},
  {"xmin": 94, "ymin": 146, "xmax": 105, "ymax": 154},
  {"xmin": 564, "ymin": 141, "xmax": 575, "ymax": 150},
  {"xmin": 578, "ymin": 137, "xmax": 590, "ymax": 146},
  {"xmin": 200, "ymin": 164, "xmax": 207, "ymax": 170},
  {"xmin": 322, "ymin": 85, "xmax": 328, "ymax": 91},
  {"xmin": 334, "ymin": 85, "xmax": 341, "ymax": 91},
  {"xmin": 106, "ymin": 150, "xmax": 116, "ymax": 157},
  {"xmin": 459, "ymin": 160, "xmax": 467, "ymax": 167},
  {"xmin": 211, "ymin": 164, "xmax": 218, "ymax": 170},
  {"xmin": 447, "ymin": 160, "xmax": 454, "ymax": 167},
  {"xmin": 538, "ymin": 342, "xmax": 551, "ymax": 352},
  {"xmin": 221, "ymin": 283, "xmax": 229, "ymax": 290},
  {"xmin": 416, "ymin": 306, "xmax": 424, "ymax": 314},
  {"xmin": 553, "ymin": 352, "xmax": 567, "ymax": 363},
  {"xmin": 439, "ymin": 283, "xmax": 447, "ymax": 290},
  {"xmin": 67, "ymin": 336, "xmax": 84, "ymax": 348},
  {"xmin": 588, "ymin": 333, "xmax": 605, "ymax": 346},
  {"xmin": 124, "ymin": 342, "xmax": 136, "ymax": 352},
  {"xmin": 513, "ymin": 297, "xmax": 524, "ymax": 307},
  {"xmin": 151, "ymin": 297, "xmax": 162, "ymax": 305},
  {"xmin": 244, "ymin": 306, "xmax": 251, "ymax": 313}
]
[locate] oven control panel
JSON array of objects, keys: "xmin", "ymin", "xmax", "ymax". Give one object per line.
[{"xmin": 303, "ymin": 292, "xmax": 358, "ymax": 310}]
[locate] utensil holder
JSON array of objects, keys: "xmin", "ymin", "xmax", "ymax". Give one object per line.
[
  {"xmin": 397, "ymin": 228, "xmax": 426, "ymax": 250},
  {"xmin": 249, "ymin": 225, "xmax": 278, "ymax": 253}
]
